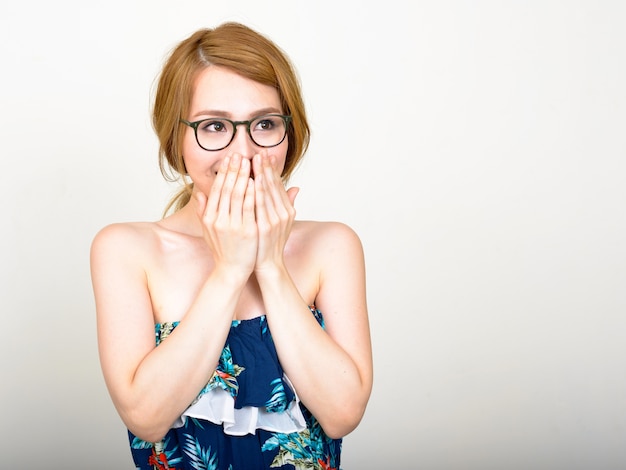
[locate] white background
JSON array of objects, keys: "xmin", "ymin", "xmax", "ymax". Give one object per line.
[{"xmin": 1, "ymin": 1, "xmax": 625, "ymax": 469}]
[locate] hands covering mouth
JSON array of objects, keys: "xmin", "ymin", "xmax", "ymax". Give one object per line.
[
  {"xmin": 215, "ymin": 153, "xmax": 270, "ymax": 180},
  {"xmin": 196, "ymin": 150, "xmax": 298, "ymax": 277}
]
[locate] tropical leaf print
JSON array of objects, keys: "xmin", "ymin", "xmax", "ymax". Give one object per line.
[
  {"xmin": 190, "ymin": 417, "xmax": 206, "ymax": 430},
  {"xmin": 195, "ymin": 344, "xmax": 245, "ymax": 401},
  {"xmin": 261, "ymin": 430, "xmax": 314, "ymax": 470},
  {"xmin": 263, "ymin": 430, "xmax": 322, "ymax": 469},
  {"xmin": 156, "ymin": 322, "xmax": 179, "ymax": 345},
  {"xmin": 265, "ymin": 377, "xmax": 288, "ymax": 412},
  {"xmin": 262, "ymin": 412, "xmax": 341, "ymax": 470},
  {"xmin": 182, "ymin": 433, "xmax": 219, "ymax": 470},
  {"xmin": 130, "ymin": 437, "xmax": 153, "ymax": 450},
  {"xmin": 148, "ymin": 450, "xmax": 172, "ymax": 470},
  {"xmin": 145, "ymin": 438, "xmax": 183, "ymax": 469},
  {"xmin": 159, "ymin": 438, "xmax": 183, "ymax": 467}
]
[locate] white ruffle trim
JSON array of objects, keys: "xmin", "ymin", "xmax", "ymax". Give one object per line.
[{"xmin": 171, "ymin": 385, "xmax": 307, "ymax": 436}]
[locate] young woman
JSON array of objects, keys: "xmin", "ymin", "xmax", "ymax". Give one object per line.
[{"xmin": 90, "ymin": 22, "xmax": 372, "ymax": 470}]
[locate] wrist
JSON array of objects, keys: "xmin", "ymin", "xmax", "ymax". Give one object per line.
[
  {"xmin": 254, "ymin": 262, "xmax": 288, "ymax": 284},
  {"xmin": 211, "ymin": 264, "xmax": 252, "ymax": 287}
]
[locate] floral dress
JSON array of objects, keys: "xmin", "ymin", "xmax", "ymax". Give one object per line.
[{"xmin": 128, "ymin": 306, "xmax": 342, "ymax": 470}]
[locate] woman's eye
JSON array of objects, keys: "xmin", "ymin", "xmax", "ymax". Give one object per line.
[
  {"xmin": 255, "ymin": 119, "xmax": 275, "ymax": 131},
  {"xmin": 200, "ymin": 120, "xmax": 227, "ymax": 132}
]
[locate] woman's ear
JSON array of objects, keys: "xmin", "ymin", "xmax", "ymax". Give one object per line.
[{"xmin": 286, "ymin": 186, "xmax": 299, "ymax": 207}]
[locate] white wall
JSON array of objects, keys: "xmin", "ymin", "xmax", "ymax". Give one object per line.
[{"xmin": 1, "ymin": 1, "xmax": 625, "ymax": 469}]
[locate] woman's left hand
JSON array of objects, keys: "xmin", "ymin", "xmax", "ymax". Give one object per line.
[{"xmin": 253, "ymin": 152, "xmax": 299, "ymax": 274}]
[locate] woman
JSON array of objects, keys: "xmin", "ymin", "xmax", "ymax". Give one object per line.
[{"xmin": 90, "ymin": 22, "xmax": 372, "ymax": 470}]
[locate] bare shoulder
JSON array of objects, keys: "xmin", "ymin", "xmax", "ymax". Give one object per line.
[
  {"xmin": 294, "ymin": 220, "xmax": 363, "ymax": 247},
  {"xmin": 291, "ymin": 220, "xmax": 365, "ymax": 267},
  {"xmin": 90, "ymin": 221, "xmax": 161, "ymax": 266}
]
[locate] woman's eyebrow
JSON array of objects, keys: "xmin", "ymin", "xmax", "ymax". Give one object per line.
[{"xmin": 191, "ymin": 107, "xmax": 283, "ymax": 119}]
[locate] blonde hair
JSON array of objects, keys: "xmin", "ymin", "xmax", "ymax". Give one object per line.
[{"xmin": 152, "ymin": 22, "xmax": 310, "ymax": 215}]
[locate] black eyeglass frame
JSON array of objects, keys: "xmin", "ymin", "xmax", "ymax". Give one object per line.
[{"xmin": 180, "ymin": 114, "xmax": 292, "ymax": 151}]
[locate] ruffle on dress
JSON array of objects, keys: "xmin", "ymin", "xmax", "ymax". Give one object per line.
[
  {"xmin": 156, "ymin": 314, "xmax": 307, "ymax": 437},
  {"xmin": 172, "ymin": 384, "xmax": 306, "ymax": 436}
]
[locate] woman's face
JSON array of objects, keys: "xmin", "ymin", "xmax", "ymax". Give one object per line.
[{"xmin": 182, "ymin": 65, "xmax": 288, "ymax": 196}]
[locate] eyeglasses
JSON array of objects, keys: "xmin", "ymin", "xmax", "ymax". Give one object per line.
[{"xmin": 180, "ymin": 114, "xmax": 292, "ymax": 151}]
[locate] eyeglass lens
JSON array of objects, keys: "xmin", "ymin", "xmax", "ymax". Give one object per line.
[{"xmin": 195, "ymin": 115, "xmax": 287, "ymax": 150}]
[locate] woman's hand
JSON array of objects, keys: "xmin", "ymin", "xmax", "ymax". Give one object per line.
[
  {"xmin": 195, "ymin": 154, "xmax": 258, "ymax": 277},
  {"xmin": 252, "ymin": 152, "xmax": 299, "ymax": 274}
]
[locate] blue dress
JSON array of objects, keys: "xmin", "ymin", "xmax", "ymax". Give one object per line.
[{"xmin": 128, "ymin": 306, "xmax": 342, "ymax": 470}]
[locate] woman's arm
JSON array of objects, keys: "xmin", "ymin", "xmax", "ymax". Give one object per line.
[
  {"xmin": 92, "ymin": 155, "xmax": 257, "ymax": 442},
  {"xmin": 256, "ymin": 221, "xmax": 372, "ymax": 439},
  {"xmin": 253, "ymin": 154, "xmax": 373, "ymax": 439},
  {"xmin": 91, "ymin": 223, "xmax": 247, "ymax": 442}
]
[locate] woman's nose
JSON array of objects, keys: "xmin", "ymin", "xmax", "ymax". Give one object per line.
[{"xmin": 228, "ymin": 124, "xmax": 257, "ymax": 158}]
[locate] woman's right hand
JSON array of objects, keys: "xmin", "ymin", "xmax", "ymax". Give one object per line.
[{"xmin": 195, "ymin": 154, "xmax": 258, "ymax": 276}]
